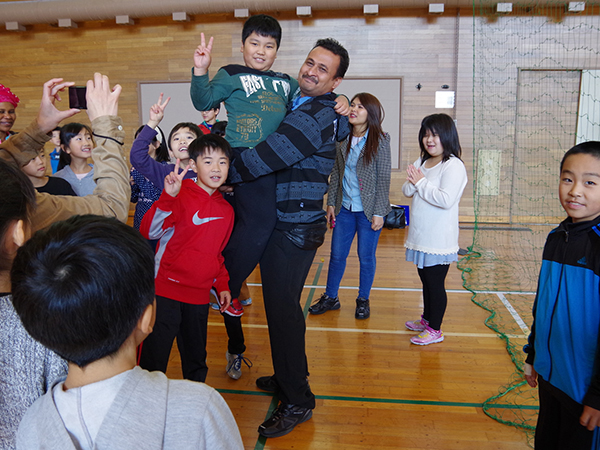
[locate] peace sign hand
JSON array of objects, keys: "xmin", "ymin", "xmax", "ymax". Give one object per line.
[
  {"xmin": 164, "ymin": 159, "xmax": 190, "ymax": 198},
  {"xmin": 147, "ymin": 93, "xmax": 171, "ymax": 129},
  {"xmin": 193, "ymin": 32, "xmax": 214, "ymax": 76}
]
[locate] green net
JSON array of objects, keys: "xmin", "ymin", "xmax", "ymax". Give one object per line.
[{"xmin": 468, "ymin": 3, "xmax": 600, "ymax": 445}]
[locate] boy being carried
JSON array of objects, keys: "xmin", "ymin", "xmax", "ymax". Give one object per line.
[
  {"xmin": 191, "ymin": 16, "xmax": 348, "ymax": 379},
  {"xmin": 525, "ymin": 141, "xmax": 600, "ymax": 448},
  {"xmin": 139, "ymin": 134, "xmax": 235, "ymax": 383},
  {"xmin": 11, "ymin": 215, "xmax": 243, "ymax": 449}
]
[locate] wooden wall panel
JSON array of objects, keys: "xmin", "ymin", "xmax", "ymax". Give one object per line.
[{"xmin": 1, "ymin": 9, "xmax": 484, "ymax": 222}]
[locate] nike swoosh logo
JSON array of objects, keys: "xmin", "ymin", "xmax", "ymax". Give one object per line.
[{"xmin": 192, "ymin": 212, "xmax": 223, "ymax": 226}]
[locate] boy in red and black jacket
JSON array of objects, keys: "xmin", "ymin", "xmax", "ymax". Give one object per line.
[{"xmin": 139, "ymin": 134, "xmax": 233, "ymax": 383}]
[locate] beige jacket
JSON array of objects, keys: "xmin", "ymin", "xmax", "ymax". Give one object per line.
[{"xmin": 0, "ymin": 116, "xmax": 130, "ymax": 231}]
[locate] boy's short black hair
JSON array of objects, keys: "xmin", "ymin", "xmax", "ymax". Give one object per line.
[
  {"xmin": 10, "ymin": 215, "xmax": 156, "ymax": 368},
  {"xmin": 167, "ymin": 122, "xmax": 203, "ymax": 151},
  {"xmin": 561, "ymin": 141, "xmax": 600, "ymax": 171},
  {"xmin": 313, "ymin": 38, "xmax": 349, "ymax": 79},
  {"xmin": 189, "ymin": 133, "xmax": 232, "ymax": 162},
  {"xmin": 59, "ymin": 122, "xmax": 93, "ymax": 148},
  {"xmin": 0, "ymin": 159, "xmax": 36, "ymax": 272},
  {"xmin": 242, "ymin": 14, "xmax": 282, "ymax": 49},
  {"xmin": 211, "ymin": 121, "xmax": 227, "ymax": 137}
]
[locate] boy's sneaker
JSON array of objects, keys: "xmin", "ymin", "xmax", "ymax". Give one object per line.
[
  {"xmin": 410, "ymin": 325, "xmax": 444, "ymax": 346},
  {"xmin": 226, "ymin": 351, "xmax": 253, "ymax": 380},
  {"xmin": 240, "ymin": 297, "xmax": 253, "ymax": 306},
  {"xmin": 405, "ymin": 315, "xmax": 428, "ymax": 332},
  {"xmin": 224, "ymin": 298, "xmax": 244, "ymax": 317},
  {"xmin": 308, "ymin": 293, "xmax": 340, "ymax": 315}
]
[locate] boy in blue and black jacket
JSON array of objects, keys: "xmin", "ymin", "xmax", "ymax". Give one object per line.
[{"xmin": 525, "ymin": 141, "xmax": 600, "ymax": 449}]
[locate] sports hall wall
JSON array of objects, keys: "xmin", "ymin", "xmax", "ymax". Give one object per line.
[{"xmin": 3, "ymin": 6, "xmax": 597, "ymax": 223}]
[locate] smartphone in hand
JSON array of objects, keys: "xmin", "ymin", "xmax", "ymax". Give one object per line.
[{"xmin": 68, "ymin": 86, "xmax": 87, "ymax": 109}]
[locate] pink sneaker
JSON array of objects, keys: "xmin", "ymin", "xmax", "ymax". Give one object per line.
[
  {"xmin": 224, "ymin": 298, "xmax": 244, "ymax": 317},
  {"xmin": 405, "ymin": 315, "xmax": 428, "ymax": 332},
  {"xmin": 410, "ymin": 325, "xmax": 444, "ymax": 345}
]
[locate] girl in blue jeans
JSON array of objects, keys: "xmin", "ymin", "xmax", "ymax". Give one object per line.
[{"xmin": 309, "ymin": 93, "xmax": 391, "ymax": 319}]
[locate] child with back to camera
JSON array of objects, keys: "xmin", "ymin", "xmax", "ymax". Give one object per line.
[
  {"xmin": 403, "ymin": 113, "xmax": 467, "ymax": 346},
  {"xmin": 138, "ymin": 134, "xmax": 234, "ymax": 383},
  {"xmin": 0, "ymin": 159, "xmax": 67, "ymax": 450},
  {"xmin": 525, "ymin": 141, "xmax": 600, "ymax": 449},
  {"xmin": 11, "ymin": 215, "xmax": 243, "ymax": 449},
  {"xmin": 53, "ymin": 123, "xmax": 96, "ymax": 196}
]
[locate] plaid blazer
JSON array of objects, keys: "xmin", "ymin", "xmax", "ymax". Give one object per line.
[{"xmin": 327, "ymin": 132, "xmax": 392, "ymax": 222}]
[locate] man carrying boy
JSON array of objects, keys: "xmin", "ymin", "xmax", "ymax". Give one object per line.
[
  {"xmin": 525, "ymin": 141, "xmax": 600, "ymax": 448},
  {"xmin": 227, "ymin": 38, "xmax": 350, "ymax": 438},
  {"xmin": 11, "ymin": 215, "xmax": 243, "ymax": 449},
  {"xmin": 138, "ymin": 134, "xmax": 234, "ymax": 383},
  {"xmin": 191, "ymin": 14, "xmax": 348, "ymax": 380}
]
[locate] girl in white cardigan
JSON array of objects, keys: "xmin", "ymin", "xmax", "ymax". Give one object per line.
[{"xmin": 402, "ymin": 114, "xmax": 467, "ymax": 345}]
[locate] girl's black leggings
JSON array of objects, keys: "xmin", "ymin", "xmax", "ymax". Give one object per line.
[{"xmin": 417, "ymin": 264, "xmax": 450, "ymax": 331}]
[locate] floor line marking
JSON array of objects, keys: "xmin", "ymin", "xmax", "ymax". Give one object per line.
[
  {"xmin": 246, "ymin": 282, "xmax": 536, "ymax": 296},
  {"xmin": 497, "ymin": 293, "xmax": 531, "ymax": 335},
  {"xmin": 206, "ymin": 322, "xmax": 518, "ymax": 338},
  {"xmin": 216, "ymin": 389, "xmax": 539, "ymax": 410}
]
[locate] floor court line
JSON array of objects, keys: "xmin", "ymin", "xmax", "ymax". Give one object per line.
[
  {"xmin": 207, "ymin": 322, "xmax": 516, "ymax": 338},
  {"xmin": 217, "ymin": 389, "xmax": 539, "ymax": 410},
  {"xmin": 247, "ymin": 282, "xmax": 536, "ymax": 296},
  {"xmin": 496, "ymin": 292, "xmax": 531, "ymax": 335}
]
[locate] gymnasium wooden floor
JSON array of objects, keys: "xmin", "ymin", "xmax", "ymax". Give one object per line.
[{"xmin": 164, "ymin": 227, "xmax": 533, "ymax": 450}]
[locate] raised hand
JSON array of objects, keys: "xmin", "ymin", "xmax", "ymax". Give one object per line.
[
  {"xmin": 36, "ymin": 78, "xmax": 80, "ymax": 133},
  {"xmin": 86, "ymin": 73, "xmax": 121, "ymax": 122},
  {"xmin": 193, "ymin": 32, "xmax": 214, "ymax": 76},
  {"xmin": 147, "ymin": 93, "xmax": 171, "ymax": 129},
  {"xmin": 164, "ymin": 158, "xmax": 190, "ymax": 197}
]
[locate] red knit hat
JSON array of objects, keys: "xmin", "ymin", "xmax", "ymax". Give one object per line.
[{"xmin": 0, "ymin": 84, "xmax": 20, "ymax": 108}]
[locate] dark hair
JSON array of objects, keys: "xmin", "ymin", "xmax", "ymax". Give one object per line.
[
  {"xmin": 346, "ymin": 93, "xmax": 385, "ymax": 166},
  {"xmin": 188, "ymin": 133, "xmax": 232, "ymax": 162},
  {"xmin": 135, "ymin": 125, "xmax": 170, "ymax": 163},
  {"xmin": 167, "ymin": 122, "xmax": 202, "ymax": 152},
  {"xmin": 418, "ymin": 113, "xmax": 462, "ymax": 163},
  {"xmin": 10, "ymin": 215, "xmax": 155, "ymax": 367},
  {"xmin": 211, "ymin": 121, "xmax": 227, "ymax": 137},
  {"xmin": 60, "ymin": 122, "xmax": 93, "ymax": 148},
  {"xmin": 313, "ymin": 38, "xmax": 349, "ymax": 79},
  {"xmin": 560, "ymin": 141, "xmax": 600, "ymax": 171},
  {"xmin": 0, "ymin": 159, "xmax": 36, "ymax": 272},
  {"xmin": 242, "ymin": 14, "xmax": 282, "ymax": 49},
  {"xmin": 52, "ymin": 126, "xmax": 61, "ymax": 133}
]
